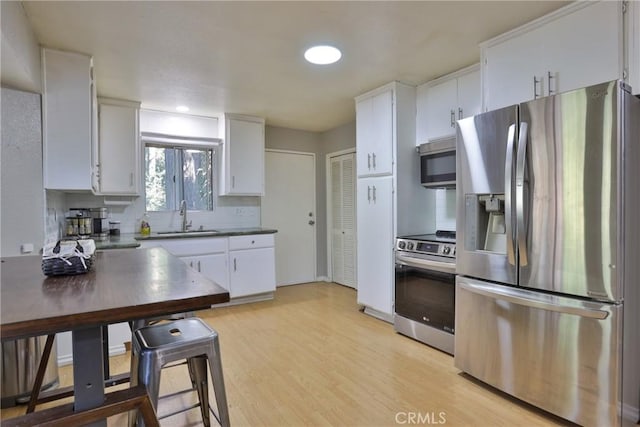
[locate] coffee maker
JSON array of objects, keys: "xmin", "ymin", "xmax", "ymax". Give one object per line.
[
  {"xmin": 90, "ymin": 208, "xmax": 109, "ymax": 241},
  {"xmin": 65, "ymin": 208, "xmax": 93, "ymax": 239}
]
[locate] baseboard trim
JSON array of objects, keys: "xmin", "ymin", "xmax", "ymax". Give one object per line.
[
  {"xmin": 213, "ymin": 292, "xmax": 275, "ymax": 308},
  {"xmin": 622, "ymin": 402, "xmax": 639, "ymax": 423},
  {"xmin": 362, "ymin": 306, "xmax": 394, "ymax": 323},
  {"xmin": 316, "ymin": 276, "xmax": 330, "ymax": 282}
]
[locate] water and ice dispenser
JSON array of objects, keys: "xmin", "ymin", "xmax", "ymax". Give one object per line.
[{"xmin": 463, "ymin": 194, "xmax": 507, "ymax": 254}]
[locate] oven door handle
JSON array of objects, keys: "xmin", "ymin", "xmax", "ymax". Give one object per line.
[{"xmin": 395, "ymin": 254, "xmax": 456, "ymax": 274}]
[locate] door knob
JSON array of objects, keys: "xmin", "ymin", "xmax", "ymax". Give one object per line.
[{"xmin": 309, "ymin": 220, "xmax": 315, "ymax": 225}]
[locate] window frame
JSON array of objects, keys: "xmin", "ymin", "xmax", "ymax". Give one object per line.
[{"xmin": 141, "ymin": 132, "xmax": 221, "ymax": 212}]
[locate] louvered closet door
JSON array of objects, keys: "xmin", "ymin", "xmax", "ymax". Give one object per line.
[{"xmin": 331, "ymin": 153, "xmax": 356, "ymax": 288}]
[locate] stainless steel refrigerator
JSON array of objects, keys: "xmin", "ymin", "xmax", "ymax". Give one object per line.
[{"xmin": 454, "ymin": 80, "xmax": 639, "ymax": 427}]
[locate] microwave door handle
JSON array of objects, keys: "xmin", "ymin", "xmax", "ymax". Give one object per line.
[
  {"xmin": 505, "ymin": 124, "xmax": 516, "ymax": 266},
  {"xmin": 516, "ymin": 122, "xmax": 529, "ymax": 267}
]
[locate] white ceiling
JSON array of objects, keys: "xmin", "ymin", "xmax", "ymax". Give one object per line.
[{"xmin": 21, "ymin": 1, "xmax": 568, "ymax": 132}]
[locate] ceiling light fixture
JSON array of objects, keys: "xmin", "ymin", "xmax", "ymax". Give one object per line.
[
  {"xmin": 304, "ymin": 45, "xmax": 342, "ymax": 65},
  {"xmin": 176, "ymin": 105, "xmax": 189, "ymax": 112}
]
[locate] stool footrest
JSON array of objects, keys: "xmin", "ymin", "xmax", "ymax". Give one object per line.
[
  {"xmin": 158, "ymin": 387, "xmax": 198, "ymax": 401},
  {"xmin": 158, "ymin": 402, "xmax": 201, "ymax": 420}
]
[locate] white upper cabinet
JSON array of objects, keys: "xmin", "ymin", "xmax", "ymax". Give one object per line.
[
  {"xmin": 416, "ymin": 64, "xmax": 480, "ymax": 143},
  {"xmin": 355, "ymin": 87, "xmax": 393, "ymax": 177},
  {"xmin": 456, "ymin": 68, "xmax": 482, "ymax": 125},
  {"xmin": 96, "ymin": 98, "xmax": 140, "ymax": 195},
  {"xmin": 219, "ymin": 114, "xmax": 265, "ymax": 196},
  {"xmin": 42, "ymin": 48, "xmax": 96, "ymax": 191},
  {"xmin": 481, "ymin": 1, "xmax": 623, "ymax": 111}
]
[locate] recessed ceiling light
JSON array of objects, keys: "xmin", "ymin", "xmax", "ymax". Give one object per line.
[
  {"xmin": 176, "ymin": 105, "xmax": 189, "ymax": 112},
  {"xmin": 304, "ymin": 45, "xmax": 342, "ymax": 65}
]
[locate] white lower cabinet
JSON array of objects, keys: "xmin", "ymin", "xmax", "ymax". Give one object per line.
[
  {"xmin": 228, "ymin": 234, "xmax": 276, "ymax": 298},
  {"xmin": 181, "ymin": 253, "xmax": 229, "ymax": 292},
  {"xmin": 139, "ymin": 237, "xmax": 229, "ymax": 290},
  {"xmin": 140, "ymin": 234, "xmax": 276, "ymax": 298},
  {"xmin": 356, "ymin": 176, "xmax": 394, "ymax": 317}
]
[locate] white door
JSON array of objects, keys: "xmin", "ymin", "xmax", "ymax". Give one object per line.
[
  {"xmin": 262, "ymin": 150, "xmax": 316, "ymax": 286},
  {"xmin": 329, "ymin": 153, "xmax": 356, "ymax": 288}
]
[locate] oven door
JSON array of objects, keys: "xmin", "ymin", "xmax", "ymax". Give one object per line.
[{"xmin": 394, "ymin": 253, "xmax": 456, "ymax": 333}]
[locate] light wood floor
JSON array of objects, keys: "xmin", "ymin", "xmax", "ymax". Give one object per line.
[{"xmin": 1, "ymin": 282, "xmax": 568, "ymax": 426}]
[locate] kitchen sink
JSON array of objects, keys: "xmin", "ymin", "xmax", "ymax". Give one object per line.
[{"xmin": 157, "ymin": 229, "xmax": 219, "ymax": 235}]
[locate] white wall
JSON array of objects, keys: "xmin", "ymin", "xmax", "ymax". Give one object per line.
[
  {"xmin": 140, "ymin": 109, "xmax": 219, "ymax": 138},
  {"xmin": 0, "ymin": 1, "xmax": 42, "ymax": 92},
  {"xmin": 1, "ymin": 88, "xmax": 45, "ymax": 257}
]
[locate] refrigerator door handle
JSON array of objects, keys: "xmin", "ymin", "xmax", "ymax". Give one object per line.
[
  {"xmin": 458, "ymin": 281, "xmax": 609, "ymax": 320},
  {"xmin": 505, "ymin": 124, "xmax": 516, "ymax": 266},
  {"xmin": 515, "ymin": 121, "xmax": 529, "ymax": 267}
]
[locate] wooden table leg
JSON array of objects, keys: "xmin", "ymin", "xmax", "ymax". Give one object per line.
[
  {"xmin": 3, "ymin": 385, "xmax": 159, "ymax": 427},
  {"xmin": 25, "ymin": 334, "xmax": 56, "ymax": 414}
]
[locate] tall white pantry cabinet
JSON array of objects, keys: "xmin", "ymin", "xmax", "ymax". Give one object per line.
[{"xmin": 355, "ymin": 82, "xmax": 429, "ymax": 321}]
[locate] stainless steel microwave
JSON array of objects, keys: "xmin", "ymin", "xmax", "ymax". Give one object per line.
[{"xmin": 419, "ymin": 137, "xmax": 456, "ymax": 188}]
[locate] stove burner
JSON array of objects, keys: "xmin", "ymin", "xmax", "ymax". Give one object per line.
[{"xmin": 435, "ymin": 230, "xmax": 456, "ymax": 239}]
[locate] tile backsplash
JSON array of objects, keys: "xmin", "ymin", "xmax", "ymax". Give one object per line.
[
  {"xmin": 46, "ymin": 190, "xmax": 261, "ymax": 238},
  {"xmin": 434, "ymin": 188, "xmax": 456, "ymax": 231}
]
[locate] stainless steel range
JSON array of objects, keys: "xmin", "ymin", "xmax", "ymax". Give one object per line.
[{"xmin": 394, "ymin": 231, "xmax": 456, "ymax": 355}]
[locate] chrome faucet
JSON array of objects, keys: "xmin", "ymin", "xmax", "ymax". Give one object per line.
[{"xmin": 179, "ymin": 200, "xmax": 191, "ymax": 232}]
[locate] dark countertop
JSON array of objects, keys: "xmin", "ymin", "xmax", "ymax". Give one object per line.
[
  {"xmin": 95, "ymin": 234, "xmax": 141, "ymax": 250},
  {"xmin": 94, "ymin": 228, "xmax": 277, "ymax": 250},
  {"xmin": 134, "ymin": 227, "xmax": 278, "ymax": 241}
]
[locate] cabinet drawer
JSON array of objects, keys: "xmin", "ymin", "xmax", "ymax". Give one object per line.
[
  {"xmin": 229, "ymin": 234, "xmax": 274, "ymax": 250},
  {"xmin": 139, "ymin": 237, "xmax": 228, "ymax": 256}
]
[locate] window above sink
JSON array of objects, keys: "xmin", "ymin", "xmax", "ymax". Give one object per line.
[{"xmin": 142, "ymin": 133, "xmax": 221, "ymax": 213}]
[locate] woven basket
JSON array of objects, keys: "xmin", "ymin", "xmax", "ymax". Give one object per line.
[{"xmin": 42, "ymin": 241, "xmax": 95, "ymax": 276}]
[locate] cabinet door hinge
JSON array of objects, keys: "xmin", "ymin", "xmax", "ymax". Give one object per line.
[{"xmin": 622, "ymin": 1, "xmax": 627, "ymax": 13}]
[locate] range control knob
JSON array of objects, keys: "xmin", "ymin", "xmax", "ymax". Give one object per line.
[
  {"xmin": 398, "ymin": 241, "xmax": 406, "ymax": 250},
  {"xmin": 442, "ymin": 246, "xmax": 451, "ymax": 255},
  {"xmin": 407, "ymin": 242, "xmax": 414, "ymax": 251}
]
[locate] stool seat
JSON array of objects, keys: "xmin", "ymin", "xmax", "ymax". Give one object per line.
[
  {"xmin": 136, "ymin": 317, "xmax": 215, "ymax": 349},
  {"xmin": 130, "ymin": 317, "xmax": 230, "ymax": 427}
]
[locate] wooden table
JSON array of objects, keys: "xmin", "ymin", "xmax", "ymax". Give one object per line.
[{"xmin": 1, "ymin": 247, "xmax": 230, "ymax": 426}]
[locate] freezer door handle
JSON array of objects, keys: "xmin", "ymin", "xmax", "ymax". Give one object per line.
[
  {"xmin": 515, "ymin": 121, "xmax": 529, "ymax": 267},
  {"xmin": 505, "ymin": 124, "xmax": 516, "ymax": 266},
  {"xmin": 458, "ymin": 280, "xmax": 609, "ymax": 319}
]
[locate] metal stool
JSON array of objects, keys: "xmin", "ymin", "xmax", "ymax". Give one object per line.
[{"xmin": 130, "ymin": 317, "xmax": 230, "ymax": 427}]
